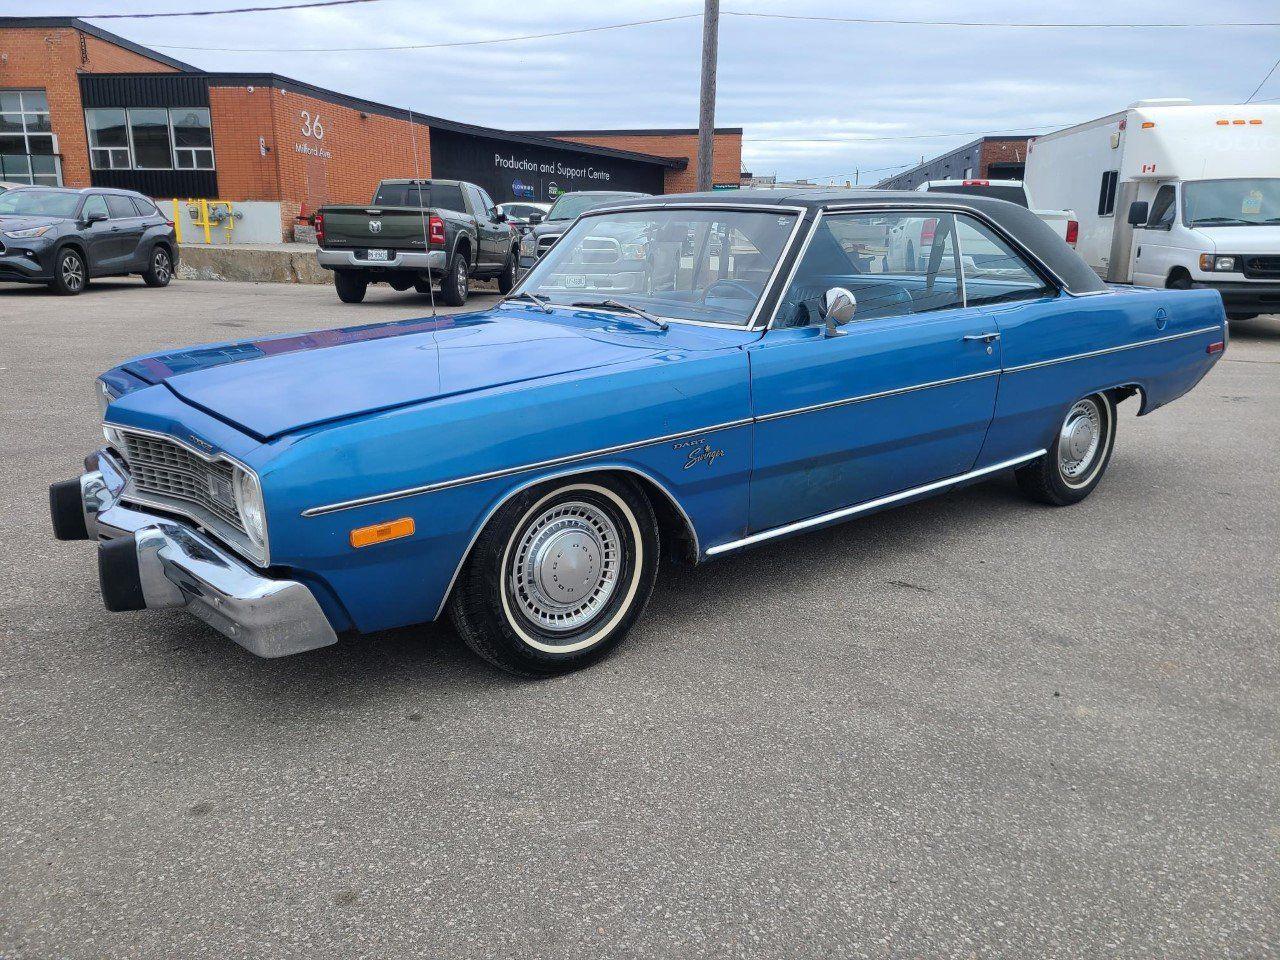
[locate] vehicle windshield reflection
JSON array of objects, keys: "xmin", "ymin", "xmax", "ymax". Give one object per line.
[{"xmin": 518, "ymin": 207, "xmax": 798, "ymax": 326}]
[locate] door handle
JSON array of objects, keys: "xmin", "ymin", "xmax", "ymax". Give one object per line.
[{"xmin": 963, "ymin": 332, "xmax": 1000, "ymax": 343}]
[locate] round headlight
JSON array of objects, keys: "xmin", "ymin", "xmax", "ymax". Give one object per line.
[{"xmin": 232, "ymin": 466, "xmax": 267, "ymax": 552}]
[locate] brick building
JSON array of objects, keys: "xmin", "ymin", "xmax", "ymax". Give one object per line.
[
  {"xmin": 0, "ymin": 17, "xmax": 743, "ymax": 238},
  {"xmin": 875, "ymin": 135, "xmax": 1035, "ymax": 191}
]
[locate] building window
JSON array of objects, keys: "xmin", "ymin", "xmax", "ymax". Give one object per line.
[
  {"xmin": 87, "ymin": 108, "xmax": 131, "ymax": 169},
  {"xmin": 85, "ymin": 106, "xmax": 215, "ymax": 172},
  {"xmin": 0, "ymin": 89, "xmax": 60, "ymax": 185}
]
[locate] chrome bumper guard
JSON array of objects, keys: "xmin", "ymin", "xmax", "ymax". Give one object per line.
[
  {"xmin": 59, "ymin": 450, "xmax": 338, "ymax": 659},
  {"xmin": 315, "ymin": 248, "xmax": 446, "ymax": 271}
]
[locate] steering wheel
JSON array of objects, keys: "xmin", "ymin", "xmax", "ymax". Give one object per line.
[{"xmin": 702, "ymin": 279, "xmax": 759, "ymax": 302}]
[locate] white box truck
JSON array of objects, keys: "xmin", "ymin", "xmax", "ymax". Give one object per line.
[{"xmin": 1024, "ymin": 99, "xmax": 1280, "ymax": 320}]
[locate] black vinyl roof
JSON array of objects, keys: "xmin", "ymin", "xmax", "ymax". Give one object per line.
[{"xmin": 607, "ymin": 189, "xmax": 1108, "ymax": 295}]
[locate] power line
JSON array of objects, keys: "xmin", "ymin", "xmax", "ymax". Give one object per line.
[
  {"xmin": 1245, "ymin": 56, "xmax": 1280, "ymax": 103},
  {"xmin": 80, "ymin": 0, "xmax": 380, "ymax": 17},
  {"xmin": 150, "ymin": 12, "xmax": 701, "ymax": 51},
  {"xmin": 723, "ymin": 11, "xmax": 1280, "ymax": 29}
]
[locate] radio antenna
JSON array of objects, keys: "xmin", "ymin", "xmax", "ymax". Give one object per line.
[{"xmin": 408, "ymin": 107, "xmax": 437, "ymax": 318}]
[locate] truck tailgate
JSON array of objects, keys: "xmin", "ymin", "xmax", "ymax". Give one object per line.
[{"xmin": 320, "ymin": 207, "xmax": 436, "ymax": 246}]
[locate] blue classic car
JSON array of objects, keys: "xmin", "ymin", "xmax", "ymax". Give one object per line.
[{"xmin": 50, "ymin": 190, "xmax": 1227, "ymax": 675}]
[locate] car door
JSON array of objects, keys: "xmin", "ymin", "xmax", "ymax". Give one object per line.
[
  {"xmin": 467, "ymin": 184, "xmax": 507, "ymax": 268},
  {"xmin": 1131, "ymin": 183, "xmax": 1178, "ymax": 286},
  {"xmin": 747, "ymin": 209, "xmax": 1004, "ymax": 533},
  {"xmin": 104, "ymin": 193, "xmax": 146, "ymax": 270},
  {"xmin": 78, "ymin": 193, "xmax": 115, "ymax": 275}
]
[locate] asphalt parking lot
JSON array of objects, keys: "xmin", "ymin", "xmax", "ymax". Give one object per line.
[{"xmin": 1, "ymin": 276, "xmax": 1277, "ymax": 959}]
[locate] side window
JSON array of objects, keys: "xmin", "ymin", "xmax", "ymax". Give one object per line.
[
  {"xmin": 105, "ymin": 194, "xmax": 136, "ymax": 219},
  {"xmin": 1148, "ymin": 185, "xmax": 1176, "ymax": 228},
  {"xmin": 477, "ymin": 187, "xmax": 498, "ymax": 218},
  {"xmin": 1098, "ymin": 171, "xmax": 1119, "ymax": 216},
  {"xmin": 432, "ymin": 183, "xmax": 465, "ymax": 213},
  {"xmin": 131, "ymin": 196, "xmax": 158, "ymax": 217},
  {"xmin": 775, "ymin": 212, "xmax": 962, "ymax": 328},
  {"xmin": 81, "ymin": 194, "xmax": 109, "ymax": 221},
  {"xmin": 954, "ymin": 215, "xmax": 1055, "ymax": 307}
]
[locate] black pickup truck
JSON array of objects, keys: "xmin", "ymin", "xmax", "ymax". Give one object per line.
[{"xmin": 315, "ymin": 179, "xmax": 517, "ymax": 305}]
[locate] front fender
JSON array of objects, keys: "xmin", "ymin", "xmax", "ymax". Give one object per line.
[{"xmin": 262, "ymin": 349, "xmax": 752, "ymax": 634}]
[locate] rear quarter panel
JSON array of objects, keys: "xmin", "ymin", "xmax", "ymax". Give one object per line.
[{"xmin": 978, "ymin": 286, "xmax": 1226, "ymax": 465}]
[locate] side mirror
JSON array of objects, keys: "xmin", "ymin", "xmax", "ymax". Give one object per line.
[
  {"xmin": 1127, "ymin": 201, "xmax": 1150, "ymax": 226},
  {"xmin": 84, "ymin": 211, "xmax": 108, "ymax": 225},
  {"xmin": 528, "ymin": 212, "xmax": 544, "ymax": 224},
  {"xmin": 820, "ymin": 287, "xmax": 857, "ymax": 337},
  {"xmin": 493, "ymin": 211, "xmax": 507, "ymax": 222}
]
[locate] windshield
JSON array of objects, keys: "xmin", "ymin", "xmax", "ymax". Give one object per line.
[
  {"xmin": 547, "ymin": 192, "xmax": 641, "ymax": 221},
  {"xmin": 515, "ymin": 207, "xmax": 799, "ymax": 326},
  {"xmin": 926, "ymin": 183, "xmax": 1028, "ymax": 206},
  {"xmin": 1183, "ymin": 179, "xmax": 1280, "ymax": 227},
  {"xmin": 0, "ymin": 190, "xmax": 80, "ymax": 218}
]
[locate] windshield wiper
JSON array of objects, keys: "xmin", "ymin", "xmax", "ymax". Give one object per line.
[
  {"xmin": 571, "ymin": 299, "xmax": 668, "ymax": 331},
  {"xmin": 503, "ymin": 290, "xmax": 552, "ymax": 313}
]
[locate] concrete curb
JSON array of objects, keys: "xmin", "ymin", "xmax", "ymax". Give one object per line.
[{"xmin": 177, "ymin": 245, "xmax": 333, "ymax": 285}]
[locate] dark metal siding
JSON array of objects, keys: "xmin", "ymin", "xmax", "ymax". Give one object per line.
[
  {"xmin": 79, "ymin": 74, "xmax": 210, "ymax": 109},
  {"xmin": 89, "ymin": 169, "xmax": 218, "ymax": 199},
  {"xmin": 79, "ymin": 75, "xmax": 217, "ymax": 198}
]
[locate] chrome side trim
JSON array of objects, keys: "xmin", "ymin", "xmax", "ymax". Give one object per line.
[
  {"xmin": 1003, "ymin": 325, "xmax": 1221, "ymax": 374},
  {"xmin": 430, "ymin": 463, "xmax": 702, "ymax": 620},
  {"xmin": 704, "ymin": 450, "xmax": 1046, "ymax": 557},
  {"xmin": 754, "ymin": 368, "xmax": 1000, "ymax": 424},
  {"xmin": 301, "ymin": 417, "xmax": 754, "ymax": 517}
]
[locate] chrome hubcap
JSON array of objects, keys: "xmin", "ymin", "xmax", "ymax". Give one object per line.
[
  {"xmin": 510, "ymin": 501, "xmax": 619, "ymax": 633},
  {"xmin": 1058, "ymin": 398, "xmax": 1102, "ymax": 482},
  {"xmin": 458, "ymin": 264, "xmax": 467, "ymax": 296},
  {"xmin": 62, "ymin": 255, "xmax": 83, "ymax": 288}
]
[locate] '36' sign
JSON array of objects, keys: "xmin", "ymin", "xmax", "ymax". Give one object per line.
[{"xmin": 300, "ymin": 110, "xmax": 325, "ymax": 140}]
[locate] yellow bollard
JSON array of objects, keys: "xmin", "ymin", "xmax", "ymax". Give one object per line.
[{"xmin": 172, "ymin": 199, "xmax": 182, "ymax": 244}]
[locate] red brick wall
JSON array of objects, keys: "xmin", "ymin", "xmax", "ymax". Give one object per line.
[
  {"xmin": 0, "ymin": 26, "xmax": 178, "ymax": 188},
  {"xmin": 980, "ymin": 139, "xmax": 1030, "ymax": 175},
  {"xmin": 207, "ymin": 85, "xmax": 432, "ymax": 235},
  {"xmin": 549, "ymin": 131, "xmax": 743, "ymax": 194}
]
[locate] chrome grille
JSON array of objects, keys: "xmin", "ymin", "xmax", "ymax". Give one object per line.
[
  {"xmin": 536, "ymin": 233, "xmax": 561, "ymax": 255},
  {"xmin": 119, "ymin": 431, "xmax": 245, "ymax": 534}
]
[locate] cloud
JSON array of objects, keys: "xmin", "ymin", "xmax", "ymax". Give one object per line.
[{"xmin": 9, "ymin": 0, "xmax": 1276, "ymax": 178}]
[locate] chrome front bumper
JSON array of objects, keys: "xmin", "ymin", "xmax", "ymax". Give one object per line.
[
  {"xmin": 51, "ymin": 450, "xmax": 338, "ymax": 659},
  {"xmin": 315, "ymin": 248, "xmax": 446, "ymax": 271}
]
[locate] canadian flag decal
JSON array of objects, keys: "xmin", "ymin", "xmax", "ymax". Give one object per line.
[{"xmin": 1142, "ymin": 163, "xmax": 1157, "ymax": 173}]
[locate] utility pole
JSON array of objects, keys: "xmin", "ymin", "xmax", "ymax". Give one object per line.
[{"xmin": 696, "ymin": 0, "xmax": 720, "ymax": 192}]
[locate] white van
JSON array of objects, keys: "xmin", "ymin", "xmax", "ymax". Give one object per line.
[{"xmin": 1024, "ymin": 99, "xmax": 1280, "ymax": 320}]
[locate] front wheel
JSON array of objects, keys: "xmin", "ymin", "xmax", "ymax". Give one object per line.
[
  {"xmin": 440, "ymin": 252, "xmax": 469, "ymax": 306},
  {"xmin": 1016, "ymin": 392, "xmax": 1117, "ymax": 506},
  {"xmin": 50, "ymin": 247, "xmax": 87, "ymax": 296},
  {"xmin": 333, "ymin": 269, "xmax": 368, "ymax": 304},
  {"xmin": 497, "ymin": 251, "xmax": 516, "ymax": 294},
  {"xmin": 142, "ymin": 246, "xmax": 173, "ymax": 287},
  {"xmin": 449, "ymin": 475, "xmax": 660, "ymax": 676}
]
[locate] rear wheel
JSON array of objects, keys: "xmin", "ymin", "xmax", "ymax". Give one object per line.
[
  {"xmin": 334, "ymin": 269, "xmax": 368, "ymax": 303},
  {"xmin": 440, "ymin": 252, "xmax": 469, "ymax": 306},
  {"xmin": 497, "ymin": 251, "xmax": 517, "ymax": 294},
  {"xmin": 50, "ymin": 247, "xmax": 87, "ymax": 296},
  {"xmin": 449, "ymin": 475, "xmax": 660, "ymax": 676},
  {"xmin": 141, "ymin": 246, "xmax": 172, "ymax": 287},
  {"xmin": 1016, "ymin": 393, "xmax": 1116, "ymax": 506}
]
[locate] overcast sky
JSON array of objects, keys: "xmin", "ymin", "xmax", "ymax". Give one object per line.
[{"xmin": 9, "ymin": 0, "xmax": 1279, "ymax": 182}]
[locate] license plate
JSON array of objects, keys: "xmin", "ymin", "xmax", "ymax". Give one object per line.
[
  {"xmin": 365, "ymin": 249, "xmax": 389, "ymax": 261},
  {"xmin": 565, "ymin": 275, "xmax": 586, "ymax": 288}
]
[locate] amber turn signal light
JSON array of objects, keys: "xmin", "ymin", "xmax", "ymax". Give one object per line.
[{"xmin": 350, "ymin": 517, "xmax": 415, "ymax": 548}]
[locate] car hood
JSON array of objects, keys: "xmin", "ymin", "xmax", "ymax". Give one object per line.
[
  {"xmin": 0, "ymin": 215, "xmax": 66, "ymax": 231},
  {"xmin": 1193, "ymin": 224, "xmax": 1280, "ymax": 253},
  {"xmin": 118, "ymin": 307, "xmax": 743, "ymax": 440}
]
